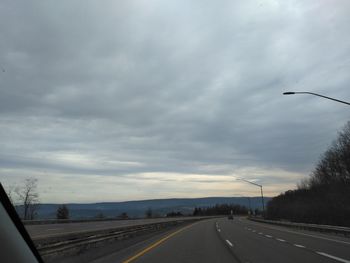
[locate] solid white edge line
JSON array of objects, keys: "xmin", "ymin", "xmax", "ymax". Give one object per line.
[
  {"xmin": 226, "ymin": 239, "xmax": 234, "ymax": 247},
  {"xmin": 294, "ymin": 244, "xmax": 305, "ymax": 248},
  {"xmin": 316, "ymin": 252, "xmax": 350, "ymax": 263}
]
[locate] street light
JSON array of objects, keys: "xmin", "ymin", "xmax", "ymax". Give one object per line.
[
  {"xmin": 236, "ymin": 178, "xmax": 265, "ymax": 214},
  {"xmin": 283, "ymin": 91, "xmax": 350, "ymax": 106}
]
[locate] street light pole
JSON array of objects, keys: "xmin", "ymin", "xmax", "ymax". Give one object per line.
[
  {"xmin": 283, "ymin": 91, "xmax": 350, "ymax": 106},
  {"xmin": 237, "ymin": 178, "xmax": 265, "ymax": 214},
  {"xmin": 247, "ymin": 196, "xmax": 252, "ymax": 214},
  {"xmin": 259, "ymin": 185, "xmax": 265, "ymax": 213}
]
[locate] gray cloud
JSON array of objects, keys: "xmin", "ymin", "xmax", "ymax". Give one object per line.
[{"xmin": 1, "ymin": 0, "xmax": 350, "ymax": 202}]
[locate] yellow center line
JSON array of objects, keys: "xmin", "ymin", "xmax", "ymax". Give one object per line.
[{"xmin": 122, "ymin": 222, "xmax": 198, "ymax": 263}]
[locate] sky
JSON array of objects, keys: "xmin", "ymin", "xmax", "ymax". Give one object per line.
[{"xmin": 1, "ymin": 0, "xmax": 350, "ymax": 203}]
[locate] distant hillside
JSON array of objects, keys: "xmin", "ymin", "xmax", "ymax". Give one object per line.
[{"xmin": 18, "ymin": 197, "xmax": 271, "ymax": 219}]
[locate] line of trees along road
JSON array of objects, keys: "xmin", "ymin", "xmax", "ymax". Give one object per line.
[
  {"xmin": 267, "ymin": 122, "xmax": 350, "ymax": 226},
  {"xmin": 193, "ymin": 204, "xmax": 248, "ymax": 216}
]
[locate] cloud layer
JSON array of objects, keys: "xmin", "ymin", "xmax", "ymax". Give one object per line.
[{"xmin": 1, "ymin": 0, "xmax": 350, "ymax": 202}]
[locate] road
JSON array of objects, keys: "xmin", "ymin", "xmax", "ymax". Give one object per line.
[
  {"xmin": 99, "ymin": 217, "xmax": 350, "ymax": 263},
  {"xmin": 25, "ymin": 217, "xmax": 209, "ymax": 240}
]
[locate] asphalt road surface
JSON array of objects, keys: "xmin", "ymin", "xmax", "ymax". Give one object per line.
[{"xmin": 100, "ymin": 217, "xmax": 350, "ymax": 263}]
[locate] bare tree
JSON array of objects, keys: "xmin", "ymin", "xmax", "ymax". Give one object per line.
[
  {"xmin": 4, "ymin": 184, "xmax": 16, "ymax": 205},
  {"xmin": 95, "ymin": 212, "xmax": 105, "ymax": 219},
  {"xmin": 296, "ymin": 178, "xmax": 310, "ymax": 190},
  {"xmin": 117, "ymin": 212, "xmax": 128, "ymax": 219},
  {"xmin": 145, "ymin": 207, "xmax": 153, "ymax": 218},
  {"xmin": 15, "ymin": 178, "xmax": 40, "ymax": 220},
  {"xmin": 56, "ymin": 204, "xmax": 69, "ymax": 219}
]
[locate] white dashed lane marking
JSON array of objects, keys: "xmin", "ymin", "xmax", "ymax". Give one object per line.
[
  {"xmin": 294, "ymin": 244, "xmax": 305, "ymax": 248},
  {"xmin": 226, "ymin": 239, "xmax": 234, "ymax": 247},
  {"xmin": 242, "ymin": 222, "xmax": 349, "ymax": 263},
  {"xmin": 244, "ymin": 220, "xmax": 350, "ymax": 245}
]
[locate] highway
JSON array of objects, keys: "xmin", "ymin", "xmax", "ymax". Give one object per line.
[{"xmin": 95, "ymin": 217, "xmax": 350, "ymax": 263}]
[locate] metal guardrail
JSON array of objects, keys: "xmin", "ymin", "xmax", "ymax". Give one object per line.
[
  {"xmin": 249, "ymin": 217, "xmax": 350, "ymax": 236},
  {"xmin": 23, "ymin": 217, "xmax": 143, "ymax": 225},
  {"xmin": 23, "ymin": 216, "xmax": 209, "ymax": 225},
  {"xmin": 35, "ymin": 217, "xmax": 211, "ymax": 260}
]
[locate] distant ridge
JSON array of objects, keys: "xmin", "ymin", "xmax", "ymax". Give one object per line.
[{"xmin": 18, "ymin": 196, "xmax": 271, "ymax": 219}]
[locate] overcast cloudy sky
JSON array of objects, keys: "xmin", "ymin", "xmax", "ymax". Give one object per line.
[{"xmin": 1, "ymin": 0, "xmax": 349, "ymax": 203}]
